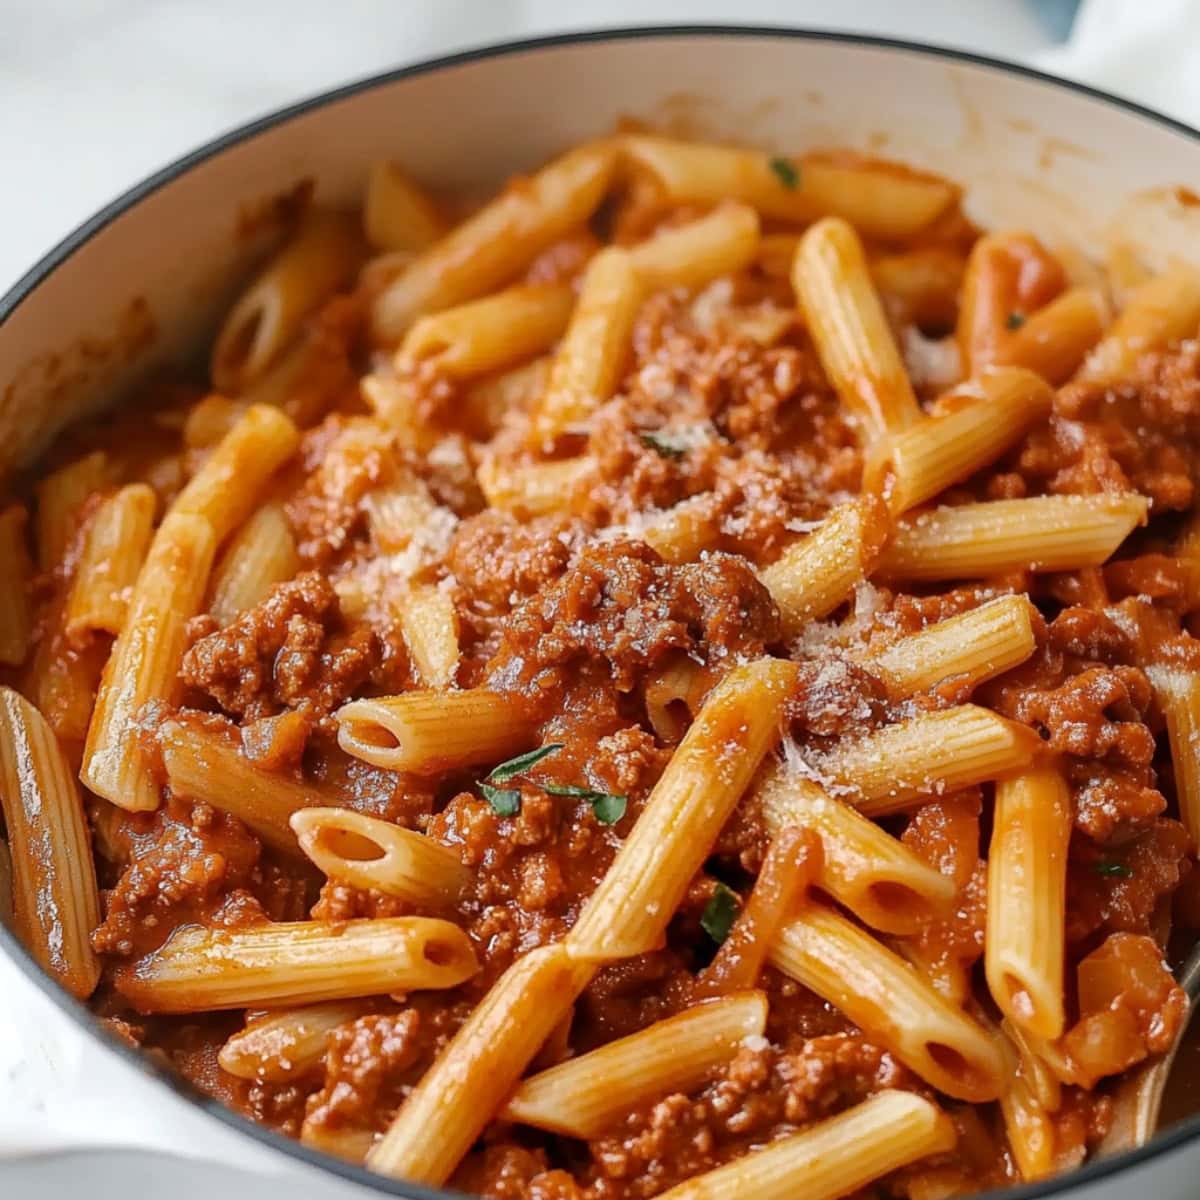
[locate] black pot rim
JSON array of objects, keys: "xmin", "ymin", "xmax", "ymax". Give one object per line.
[{"xmin": 2, "ymin": 23, "xmax": 1198, "ymax": 1200}]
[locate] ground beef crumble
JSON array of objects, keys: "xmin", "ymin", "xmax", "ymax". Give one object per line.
[
  {"xmin": 486, "ymin": 540, "xmax": 779, "ymax": 697},
  {"xmin": 181, "ymin": 571, "xmax": 379, "ymax": 735}
]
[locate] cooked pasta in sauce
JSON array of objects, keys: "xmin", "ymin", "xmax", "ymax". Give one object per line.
[{"xmin": 4, "ymin": 131, "xmax": 1200, "ymax": 1198}]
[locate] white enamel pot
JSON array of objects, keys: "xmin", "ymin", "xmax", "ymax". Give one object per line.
[{"xmin": 2, "ymin": 26, "xmax": 1200, "ymax": 1200}]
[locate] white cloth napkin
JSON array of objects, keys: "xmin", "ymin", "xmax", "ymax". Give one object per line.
[{"xmin": 2, "ymin": 0, "xmax": 1198, "ymax": 1186}]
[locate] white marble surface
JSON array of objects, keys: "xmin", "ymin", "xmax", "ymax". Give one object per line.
[{"xmin": 3, "ymin": 0, "xmax": 1200, "ymax": 1195}]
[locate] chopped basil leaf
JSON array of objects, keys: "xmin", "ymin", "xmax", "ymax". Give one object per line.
[
  {"xmin": 769, "ymin": 156, "xmax": 800, "ymax": 190},
  {"xmin": 591, "ymin": 793, "xmax": 628, "ymax": 825},
  {"xmin": 639, "ymin": 431, "xmax": 688, "ymax": 460},
  {"xmin": 543, "ymin": 783, "xmax": 628, "ymax": 824},
  {"xmin": 487, "ymin": 743, "xmax": 564, "ymax": 783},
  {"xmin": 700, "ymin": 882, "xmax": 740, "ymax": 944},
  {"xmin": 486, "ymin": 745, "xmax": 626, "ymax": 824},
  {"xmin": 480, "ymin": 782, "xmax": 521, "ymax": 816},
  {"xmin": 1094, "ymin": 860, "xmax": 1133, "ymax": 879},
  {"xmin": 1005, "ymin": 311, "xmax": 1026, "ymax": 330}
]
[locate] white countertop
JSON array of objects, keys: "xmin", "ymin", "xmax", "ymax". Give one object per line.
[{"xmin": 3, "ymin": 0, "xmax": 1199, "ymax": 1195}]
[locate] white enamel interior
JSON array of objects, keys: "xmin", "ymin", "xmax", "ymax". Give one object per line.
[{"xmin": 3, "ymin": 28, "xmax": 1200, "ymax": 1200}]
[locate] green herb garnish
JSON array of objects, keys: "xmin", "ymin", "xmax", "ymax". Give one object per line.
[
  {"xmin": 639, "ymin": 431, "xmax": 688, "ymax": 460},
  {"xmin": 769, "ymin": 156, "xmax": 800, "ymax": 190},
  {"xmin": 482, "ymin": 744, "xmax": 626, "ymax": 823},
  {"xmin": 591, "ymin": 793, "xmax": 628, "ymax": 825},
  {"xmin": 480, "ymin": 782, "xmax": 521, "ymax": 816},
  {"xmin": 1094, "ymin": 861, "xmax": 1133, "ymax": 879},
  {"xmin": 1005, "ymin": 311, "xmax": 1026, "ymax": 330},
  {"xmin": 487, "ymin": 743, "xmax": 564, "ymax": 783},
  {"xmin": 542, "ymin": 783, "xmax": 628, "ymax": 825},
  {"xmin": 700, "ymin": 882, "xmax": 741, "ymax": 944}
]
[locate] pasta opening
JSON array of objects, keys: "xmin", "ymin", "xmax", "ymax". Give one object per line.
[
  {"xmin": 343, "ymin": 719, "xmax": 401, "ymax": 752},
  {"xmin": 213, "ymin": 288, "xmax": 283, "ymax": 391},
  {"xmin": 214, "ymin": 308, "xmax": 269, "ymax": 389},
  {"xmin": 650, "ymin": 697, "xmax": 692, "ymax": 742},
  {"xmin": 864, "ymin": 880, "xmax": 928, "ymax": 921},
  {"xmin": 319, "ymin": 827, "xmax": 386, "ymax": 864},
  {"xmin": 422, "ymin": 937, "xmax": 460, "ymax": 967},
  {"xmin": 924, "ymin": 1041, "xmax": 987, "ymax": 1094},
  {"xmin": 999, "ymin": 972, "xmax": 1038, "ymax": 1023}
]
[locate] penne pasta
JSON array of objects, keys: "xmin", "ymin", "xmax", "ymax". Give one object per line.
[
  {"xmin": 629, "ymin": 203, "xmax": 760, "ymax": 292},
  {"xmin": 1003, "ymin": 1016, "xmax": 1064, "ymax": 1114},
  {"xmin": 394, "ymin": 583, "xmax": 460, "ymax": 688},
  {"xmin": 957, "ymin": 233, "xmax": 1066, "ymax": 376},
  {"xmin": 159, "ymin": 715, "xmax": 329, "ymax": 853},
  {"xmin": 336, "ymin": 688, "xmax": 534, "ymax": 774},
  {"xmin": 235, "ymin": 319, "xmax": 355, "ymax": 425},
  {"xmin": 793, "ymin": 217, "xmax": 922, "ymax": 442},
  {"xmin": 639, "ymin": 496, "xmax": 718, "ymax": 566},
  {"xmin": 1080, "ymin": 265, "xmax": 1200, "ymax": 382},
  {"xmin": 290, "ymin": 807, "xmax": 469, "ymax": 904},
  {"xmin": 364, "ymin": 161, "xmax": 449, "ymax": 252},
  {"xmin": 371, "ymin": 141, "xmax": 617, "ymax": 342},
  {"xmin": 882, "ymin": 367, "xmax": 1053, "ymax": 513},
  {"xmin": 530, "ymin": 247, "xmax": 642, "ymax": 444},
  {"xmin": 567, "ymin": 658, "xmax": 795, "ymax": 961},
  {"xmin": 0, "ymin": 504, "xmax": 33, "ymax": 665},
  {"xmin": 0, "ymin": 687, "xmax": 101, "ymax": 998},
  {"xmin": 877, "ymin": 494, "xmax": 1148, "ymax": 581},
  {"xmin": 367, "ymin": 943, "xmax": 594, "ymax": 1183},
  {"xmin": 863, "ymin": 593, "xmax": 1037, "ymax": 698},
  {"xmin": 758, "ymin": 497, "xmax": 890, "ymax": 638},
  {"xmin": 34, "ymin": 450, "xmax": 108, "ymax": 570},
  {"xmin": 398, "ymin": 284, "xmax": 574, "ymax": 380},
  {"xmin": 1146, "ymin": 666, "xmax": 1200, "ymax": 845},
  {"xmin": 25, "ymin": 597, "xmax": 107, "ymax": 743},
  {"xmin": 212, "ymin": 210, "xmax": 362, "ymax": 392},
  {"xmin": 986, "ymin": 765, "xmax": 1072, "ymax": 1041},
  {"xmin": 64, "ymin": 483, "xmax": 157, "ymax": 641},
  {"xmin": 771, "ymin": 902, "xmax": 1005, "ymax": 1101},
  {"xmin": 999, "ymin": 1035, "xmax": 1060, "ymax": 1183},
  {"xmin": 643, "ymin": 652, "xmax": 705, "ymax": 743},
  {"xmin": 994, "ymin": 288, "xmax": 1108, "ymax": 385},
  {"xmin": 475, "ymin": 455, "xmax": 591, "ymax": 518},
  {"xmin": 183, "ymin": 394, "xmax": 244, "ymax": 449},
  {"xmin": 503, "ymin": 992, "xmax": 767, "ymax": 1137},
  {"xmin": 208, "ymin": 500, "xmax": 299, "ymax": 625},
  {"xmin": 118, "ymin": 917, "xmax": 478, "ymax": 1013},
  {"xmin": 81, "ymin": 513, "xmax": 217, "ymax": 812},
  {"xmin": 170, "ymin": 404, "xmax": 300, "ymax": 544},
  {"xmin": 622, "ymin": 136, "xmax": 958, "ymax": 240},
  {"xmin": 819, "ymin": 704, "xmax": 1041, "ymax": 817},
  {"xmin": 362, "ymin": 471, "xmax": 439, "ymax": 553},
  {"xmin": 758, "ymin": 764, "xmax": 955, "ymax": 934},
  {"xmin": 652, "ymin": 1090, "xmax": 956, "ymax": 1200},
  {"xmin": 219, "ymin": 1000, "xmax": 363, "ymax": 1082},
  {"xmin": 692, "ymin": 826, "xmax": 819, "ymax": 1000}
]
